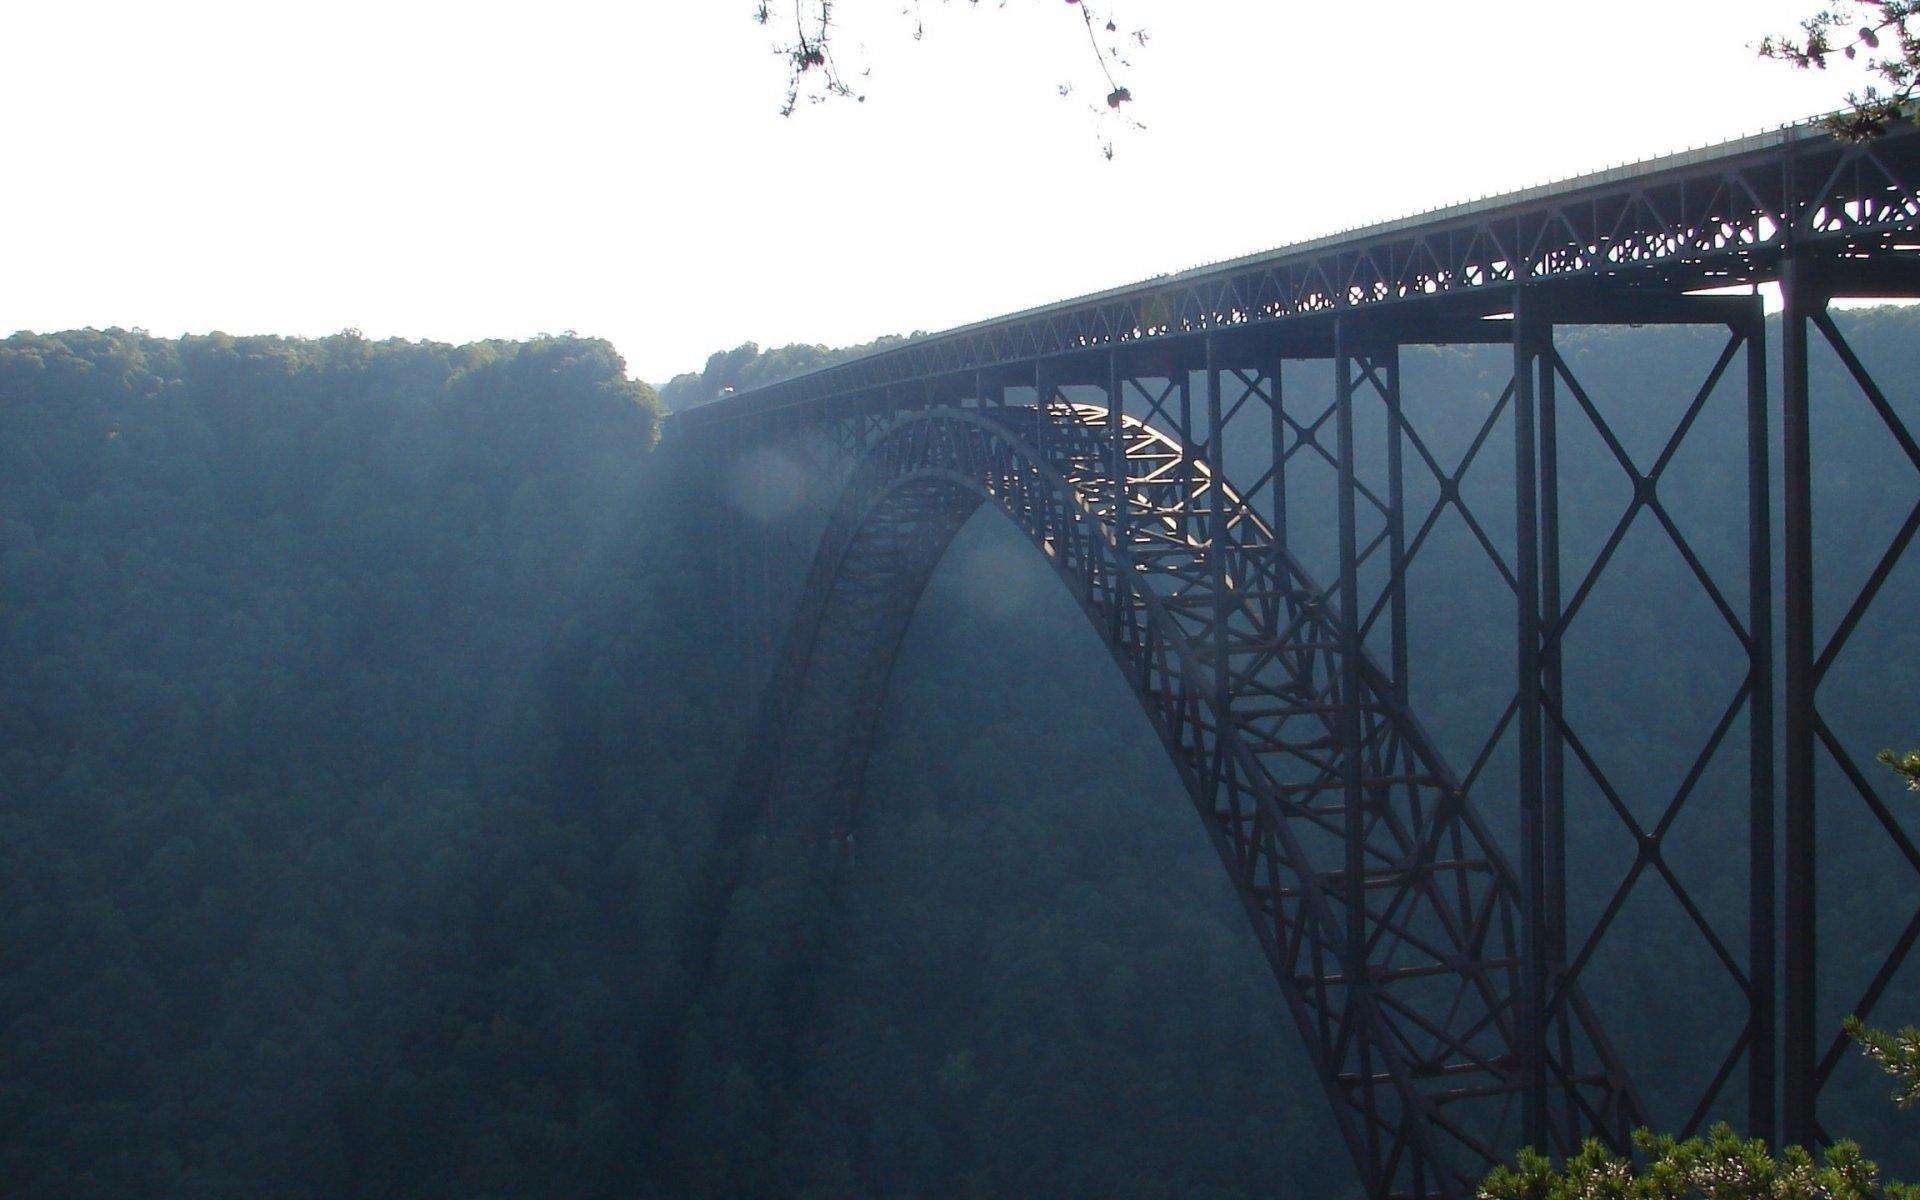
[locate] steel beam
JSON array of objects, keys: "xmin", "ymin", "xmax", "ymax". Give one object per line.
[
  {"xmin": 1382, "ymin": 344, "xmax": 1409, "ymax": 704},
  {"xmin": 1333, "ymin": 318, "xmax": 1370, "ymax": 1037},
  {"xmin": 676, "ymin": 127, "xmax": 1920, "ymax": 434},
  {"xmin": 1743, "ymin": 304, "xmax": 1777, "ymax": 1148},
  {"xmin": 1512, "ymin": 291, "xmax": 1550, "ymax": 1150},
  {"xmin": 1779, "ymin": 258, "xmax": 1819, "ymax": 1151}
]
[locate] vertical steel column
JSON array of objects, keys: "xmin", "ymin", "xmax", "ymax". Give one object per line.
[
  {"xmin": 1207, "ymin": 337, "xmax": 1233, "ymax": 745},
  {"xmin": 1512, "ymin": 293, "xmax": 1549, "ymax": 1149},
  {"xmin": 1780, "ymin": 259, "xmax": 1820, "ymax": 1149},
  {"xmin": 1179, "ymin": 368, "xmax": 1197, "ymax": 541},
  {"xmin": 1539, "ymin": 338, "xmax": 1567, "ymax": 1066},
  {"xmin": 1743, "ymin": 304, "xmax": 1778, "ymax": 1147},
  {"xmin": 1036, "ymin": 360, "xmax": 1053, "ymax": 548},
  {"xmin": 1333, "ymin": 319, "xmax": 1372, "ymax": 1093},
  {"xmin": 1270, "ymin": 353, "xmax": 1288, "ymax": 552},
  {"xmin": 1383, "ymin": 346, "xmax": 1410, "ymax": 704},
  {"xmin": 1537, "ymin": 339, "xmax": 1576, "ymax": 1151}
]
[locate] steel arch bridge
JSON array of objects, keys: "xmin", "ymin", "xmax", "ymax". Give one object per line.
[{"xmin": 673, "ymin": 120, "xmax": 1920, "ymax": 1199}]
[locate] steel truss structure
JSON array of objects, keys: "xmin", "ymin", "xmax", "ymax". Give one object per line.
[{"xmin": 674, "ymin": 121, "xmax": 1920, "ymax": 1199}]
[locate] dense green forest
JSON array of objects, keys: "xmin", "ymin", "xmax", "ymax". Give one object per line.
[
  {"xmin": 1, "ymin": 319, "xmax": 1916, "ymax": 1198},
  {"xmin": 657, "ymin": 334, "xmax": 922, "ymax": 412}
]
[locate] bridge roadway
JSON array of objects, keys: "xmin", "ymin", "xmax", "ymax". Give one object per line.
[{"xmin": 671, "ymin": 120, "xmax": 1920, "ymax": 1199}]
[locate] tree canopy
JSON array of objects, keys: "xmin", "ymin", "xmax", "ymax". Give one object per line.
[
  {"xmin": 1762, "ymin": 3, "xmax": 1920, "ymax": 137},
  {"xmin": 656, "ymin": 331, "xmax": 921, "ymax": 411}
]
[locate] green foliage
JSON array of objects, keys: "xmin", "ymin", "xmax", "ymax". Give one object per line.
[
  {"xmin": 1847, "ymin": 1017, "xmax": 1920, "ymax": 1110},
  {"xmin": 657, "ymin": 333, "xmax": 921, "ymax": 410},
  {"xmin": 1877, "ymin": 747, "xmax": 1920, "ymax": 790},
  {"xmin": 0, "ymin": 329, "xmax": 691, "ymax": 1200},
  {"xmin": 1482, "ymin": 1127, "xmax": 1912, "ymax": 1200},
  {"xmin": 1481, "ymin": 1016, "xmax": 1920, "ymax": 1200},
  {"xmin": 1761, "ymin": 3, "xmax": 1920, "ymax": 138}
]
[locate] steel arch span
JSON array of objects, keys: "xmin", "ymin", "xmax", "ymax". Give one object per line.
[
  {"xmin": 683, "ymin": 120, "xmax": 1920, "ymax": 1198},
  {"xmin": 730, "ymin": 400, "xmax": 1643, "ymax": 1199}
]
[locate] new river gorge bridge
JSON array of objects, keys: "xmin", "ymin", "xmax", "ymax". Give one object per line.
[{"xmin": 670, "ymin": 121, "xmax": 1920, "ymax": 1199}]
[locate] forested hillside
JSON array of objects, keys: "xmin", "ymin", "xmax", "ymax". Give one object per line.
[
  {"xmin": 1, "ymin": 318, "xmax": 1916, "ymax": 1199},
  {"xmin": 0, "ymin": 331, "xmax": 706, "ymax": 1198},
  {"xmin": 657, "ymin": 334, "xmax": 921, "ymax": 412}
]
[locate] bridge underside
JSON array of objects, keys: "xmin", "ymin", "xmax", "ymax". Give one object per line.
[{"xmin": 730, "ymin": 399, "xmax": 1647, "ymax": 1199}]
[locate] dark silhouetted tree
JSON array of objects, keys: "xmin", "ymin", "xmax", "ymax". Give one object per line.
[{"xmin": 1763, "ymin": 3, "xmax": 1920, "ymax": 137}]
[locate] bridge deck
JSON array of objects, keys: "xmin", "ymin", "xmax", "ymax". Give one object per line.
[{"xmin": 676, "ymin": 119, "xmax": 1920, "ymax": 430}]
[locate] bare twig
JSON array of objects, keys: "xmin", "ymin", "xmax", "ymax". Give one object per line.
[{"xmin": 757, "ymin": 0, "xmax": 1146, "ymax": 152}]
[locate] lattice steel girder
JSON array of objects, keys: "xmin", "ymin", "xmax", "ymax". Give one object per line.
[
  {"xmin": 1184, "ymin": 289, "xmax": 1775, "ymax": 1160},
  {"xmin": 676, "ymin": 124, "xmax": 1920, "ymax": 434},
  {"xmin": 683, "ymin": 270, "xmax": 1828, "ymax": 1187},
  {"xmin": 669, "ymin": 123, "xmax": 1920, "ymax": 1199},
  {"xmin": 704, "ymin": 387, "xmax": 1659, "ymax": 1199},
  {"xmin": 1497, "ymin": 289, "xmax": 1781, "ymax": 1144}
]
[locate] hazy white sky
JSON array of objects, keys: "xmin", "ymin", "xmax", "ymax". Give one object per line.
[{"xmin": 1, "ymin": 1, "xmax": 1858, "ymax": 382}]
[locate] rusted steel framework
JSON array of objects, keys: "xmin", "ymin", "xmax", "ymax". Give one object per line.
[{"xmin": 673, "ymin": 121, "xmax": 1920, "ymax": 1198}]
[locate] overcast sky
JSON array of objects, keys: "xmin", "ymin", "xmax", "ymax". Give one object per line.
[{"xmin": 2, "ymin": 1, "xmax": 1858, "ymax": 382}]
